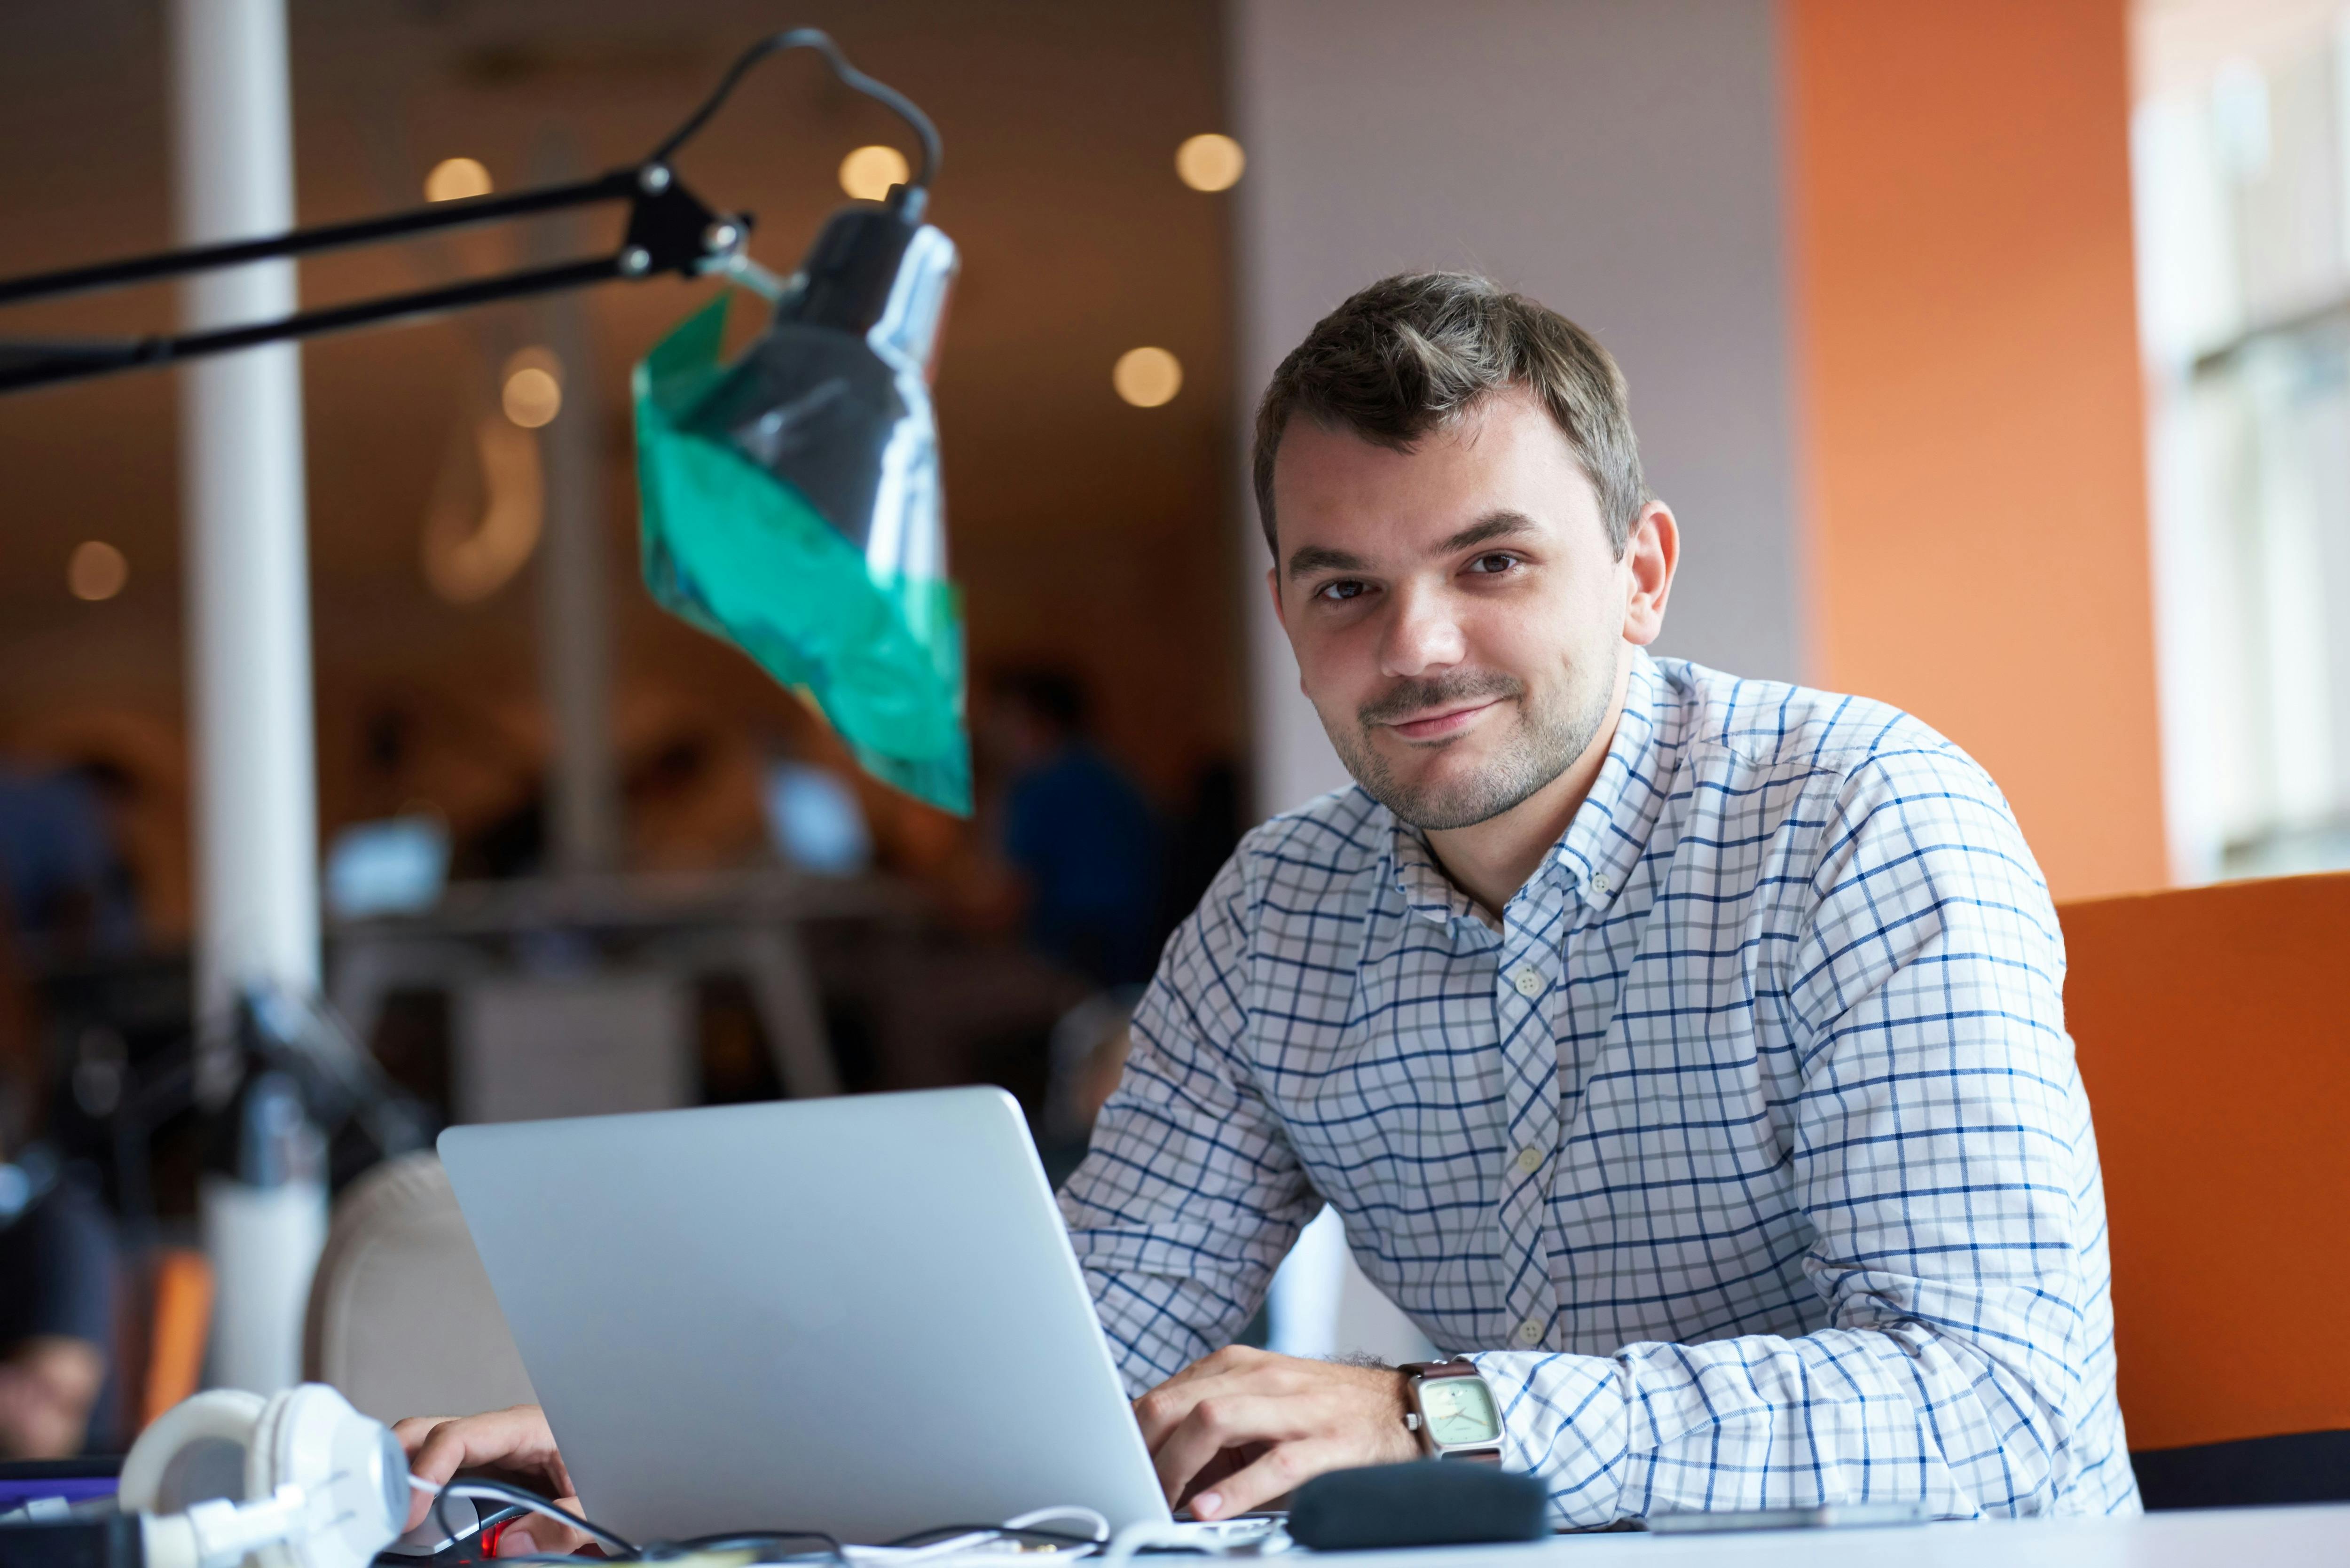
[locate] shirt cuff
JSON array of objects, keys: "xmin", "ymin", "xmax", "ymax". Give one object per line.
[{"xmin": 1465, "ymin": 1350, "xmax": 1635, "ymax": 1528}]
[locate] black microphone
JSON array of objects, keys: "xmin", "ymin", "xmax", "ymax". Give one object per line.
[{"xmin": 1287, "ymin": 1461, "xmax": 1551, "ymax": 1550}]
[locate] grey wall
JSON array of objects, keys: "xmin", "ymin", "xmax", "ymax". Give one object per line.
[{"xmin": 1230, "ymin": 0, "xmax": 1804, "ymax": 814}]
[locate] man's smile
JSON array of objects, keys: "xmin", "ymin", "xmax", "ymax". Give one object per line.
[{"xmin": 1380, "ymin": 697, "xmax": 1506, "ymax": 743}]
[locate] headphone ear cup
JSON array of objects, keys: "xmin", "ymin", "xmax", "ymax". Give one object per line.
[
  {"xmin": 119, "ymin": 1389, "xmax": 269, "ymax": 1514},
  {"xmin": 248, "ymin": 1384, "xmax": 407, "ymax": 1568}
]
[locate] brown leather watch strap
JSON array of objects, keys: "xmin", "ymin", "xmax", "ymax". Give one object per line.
[{"xmin": 1399, "ymin": 1359, "xmax": 1479, "ymax": 1380}]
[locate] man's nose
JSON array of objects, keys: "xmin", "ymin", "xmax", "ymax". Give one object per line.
[{"xmin": 1379, "ymin": 582, "xmax": 1466, "ymax": 678}]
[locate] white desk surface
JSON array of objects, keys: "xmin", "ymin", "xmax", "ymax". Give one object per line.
[{"xmin": 1304, "ymin": 1504, "xmax": 2350, "ymax": 1566}]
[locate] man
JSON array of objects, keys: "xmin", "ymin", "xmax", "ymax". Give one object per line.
[{"xmin": 400, "ymin": 273, "xmax": 2136, "ymax": 1538}]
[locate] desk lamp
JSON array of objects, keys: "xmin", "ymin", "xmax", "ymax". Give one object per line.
[{"xmin": 0, "ymin": 28, "xmax": 970, "ymax": 814}]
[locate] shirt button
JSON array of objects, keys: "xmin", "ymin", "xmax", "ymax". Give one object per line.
[
  {"xmin": 1517, "ymin": 1317, "xmax": 1545, "ymax": 1347},
  {"xmin": 1591, "ymin": 873, "xmax": 1611, "ymax": 894},
  {"xmin": 1513, "ymin": 1145, "xmax": 1543, "ymax": 1176},
  {"xmin": 1509, "ymin": 965, "xmax": 1544, "ymax": 998}
]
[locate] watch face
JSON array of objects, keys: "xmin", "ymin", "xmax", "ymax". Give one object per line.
[{"xmin": 1420, "ymin": 1375, "xmax": 1500, "ymax": 1447}]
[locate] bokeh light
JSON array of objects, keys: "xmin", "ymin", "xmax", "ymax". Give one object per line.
[
  {"xmin": 424, "ymin": 157, "xmax": 494, "ymax": 203},
  {"xmin": 1113, "ymin": 347, "xmax": 1183, "ymax": 408},
  {"xmin": 68, "ymin": 541, "xmax": 128, "ymax": 601},
  {"xmin": 1175, "ymin": 133, "xmax": 1246, "ymax": 192},
  {"xmin": 501, "ymin": 347, "xmax": 563, "ymax": 429},
  {"xmin": 839, "ymin": 144, "xmax": 911, "ymax": 202}
]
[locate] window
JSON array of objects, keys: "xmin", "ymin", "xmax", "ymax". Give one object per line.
[{"xmin": 2134, "ymin": 0, "xmax": 2350, "ymax": 878}]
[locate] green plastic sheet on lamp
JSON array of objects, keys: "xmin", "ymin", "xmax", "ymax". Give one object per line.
[{"xmin": 633, "ymin": 261, "xmax": 969, "ymax": 816}]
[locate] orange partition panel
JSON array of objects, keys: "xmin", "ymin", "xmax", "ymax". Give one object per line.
[
  {"xmin": 2060, "ymin": 873, "xmax": 2350, "ymax": 1450},
  {"xmin": 1786, "ymin": 0, "xmax": 2168, "ymax": 901},
  {"xmin": 139, "ymin": 1247, "xmax": 216, "ymax": 1430}
]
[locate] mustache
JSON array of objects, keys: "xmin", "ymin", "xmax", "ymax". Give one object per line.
[{"xmin": 1358, "ymin": 672, "xmax": 1524, "ymax": 728}]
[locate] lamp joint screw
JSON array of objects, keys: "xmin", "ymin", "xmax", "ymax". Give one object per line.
[
  {"xmin": 638, "ymin": 164, "xmax": 673, "ymax": 194},
  {"xmin": 620, "ymin": 247, "xmax": 653, "ymax": 277},
  {"xmin": 703, "ymin": 221, "xmax": 742, "ymax": 253}
]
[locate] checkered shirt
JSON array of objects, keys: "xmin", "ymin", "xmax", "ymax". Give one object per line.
[{"xmin": 1059, "ymin": 651, "xmax": 2138, "ymax": 1523}]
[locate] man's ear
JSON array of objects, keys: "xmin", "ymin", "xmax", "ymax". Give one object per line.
[
  {"xmin": 1265, "ymin": 564, "xmax": 1288, "ymax": 635},
  {"xmin": 1621, "ymin": 501, "xmax": 1679, "ymax": 647}
]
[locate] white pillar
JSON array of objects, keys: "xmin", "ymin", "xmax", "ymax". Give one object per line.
[
  {"xmin": 169, "ymin": 0, "xmax": 326, "ymax": 1396},
  {"xmin": 168, "ymin": 0, "xmax": 320, "ymax": 1032}
]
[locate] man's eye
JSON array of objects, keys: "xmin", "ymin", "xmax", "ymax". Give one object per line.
[
  {"xmin": 1315, "ymin": 580, "xmax": 1368, "ymax": 602},
  {"xmin": 1466, "ymin": 553, "xmax": 1520, "ymax": 576}
]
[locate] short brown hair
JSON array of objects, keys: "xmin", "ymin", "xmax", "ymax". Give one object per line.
[{"xmin": 1251, "ymin": 272, "xmax": 1649, "ymax": 558}]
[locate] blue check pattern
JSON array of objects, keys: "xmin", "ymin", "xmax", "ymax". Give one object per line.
[{"xmin": 1060, "ymin": 651, "xmax": 2138, "ymax": 1524}]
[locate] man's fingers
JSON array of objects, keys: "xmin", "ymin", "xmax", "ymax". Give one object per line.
[
  {"xmin": 402, "ymin": 1421, "xmax": 470, "ymax": 1529},
  {"xmin": 391, "ymin": 1417, "xmax": 456, "ymax": 1453},
  {"xmin": 1135, "ymin": 1360, "xmax": 1304, "ymax": 1448},
  {"xmin": 1187, "ymin": 1440, "xmax": 1325, "ymax": 1521},
  {"xmin": 495, "ymin": 1500, "xmax": 592, "ymax": 1558},
  {"xmin": 1149, "ymin": 1394, "xmax": 1299, "ymax": 1504},
  {"xmin": 390, "ymin": 1407, "xmax": 568, "ymax": 1531}
]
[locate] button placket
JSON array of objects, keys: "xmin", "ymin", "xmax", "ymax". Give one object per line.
[{"xmin": 1491, "ymin": 934, "xmax": 1562, "ymax": 1354}]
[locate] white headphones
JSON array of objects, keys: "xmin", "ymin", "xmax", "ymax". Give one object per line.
[{"xmin": 118, "ymin": 1384, "xmax": 408, "ymax": 1568}]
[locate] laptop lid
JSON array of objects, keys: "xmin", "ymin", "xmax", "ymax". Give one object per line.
[{"xmin": 438, "ymin": 1087, "xmax": 1171, "ymax": 1544}]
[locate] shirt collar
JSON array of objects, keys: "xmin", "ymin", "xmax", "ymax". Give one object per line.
[
  {"xmin": 1379, "ymin": 647, "xmax": 1673, "ymax": 928},
  {"xmin": 1549, "ymin": 646, "xmax": 1670, "ymax": 909}
]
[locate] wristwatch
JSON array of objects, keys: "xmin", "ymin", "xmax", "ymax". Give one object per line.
[{"xmin": 1399, "ymin": 1359, "xmax": 1504, "ymax": 1463}]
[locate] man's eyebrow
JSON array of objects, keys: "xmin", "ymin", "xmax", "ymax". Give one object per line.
[
  {"xmin": 1285, "ymin": 544, "xmax": 1370, "ymax": 579},
  {"xmin": 1435, "ymin": 511, "xmax": 1538, "ymax": 555}
]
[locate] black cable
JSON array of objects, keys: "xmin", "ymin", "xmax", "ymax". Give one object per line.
[
  {"xmin": 434, "ymin": 1480, "xmax": 639, "ymax": 1558},
  {"xmin": 648, "ymin": 28, "xmax": 942, "ymax": 196}
]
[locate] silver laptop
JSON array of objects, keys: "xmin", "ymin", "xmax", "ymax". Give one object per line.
[{"xmin": 438, "ymin": 1087, "xmax": 1173, "ymax": 1545}]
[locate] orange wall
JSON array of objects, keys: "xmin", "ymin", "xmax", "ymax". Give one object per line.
[{"xmin": 1785, "ymin": 0, "xmax": 2168, "ymax": 901}]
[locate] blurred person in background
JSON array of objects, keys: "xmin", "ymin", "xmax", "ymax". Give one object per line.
[
  {"xmin": 0, "ymin": 760, "xmax": 142, "ymax": 959},
  {"xmin": 982, "ymin": 670, "xmax": 1162, "ymax": 988},
  {"xmin": 0, "ymin": 901, "xmax": 116, "ymax": 1460},
  {"xmin": 0, "ymin": 1139, "xmax": 115, "ymax": 1459}
]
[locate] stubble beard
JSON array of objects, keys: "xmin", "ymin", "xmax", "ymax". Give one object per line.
[{"xmin": 1327, "ymin": 646, "xmax": 1619, "ymax": 832}]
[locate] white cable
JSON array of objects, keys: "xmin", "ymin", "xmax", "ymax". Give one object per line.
[
  {"xmin": 1002, "ymin": 1507, "xmax": 1110, "ymax": 1544},
  {"xmin": 841, "ymin": 1507, "xmax": 1112, "ymax": 1567},
  {"xmin": 1097, "ymin": 1523, "xmax": 1192, "ymax": 1568},
  {"xmin": 408, "ymin": 1476, "xmax": 1113, "ymax": 1564},
  {"xmin": 857, "ymin": 1532, "xmax": 997, "ymax": 1565}
]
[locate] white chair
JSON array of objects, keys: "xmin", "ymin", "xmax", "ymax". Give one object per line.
[{"xmin": 302, "ymin": 1152, "xmax": 536, "ymax": 1425}]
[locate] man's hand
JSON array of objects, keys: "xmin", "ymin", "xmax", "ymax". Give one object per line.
[
  {"xmin": 393, "ymin": 1405, "xmax": 588, "ymax": 1557},
  {"xmin": 1132, "ymin": 1346, "xmax": 1419, "ymax": 1521}
]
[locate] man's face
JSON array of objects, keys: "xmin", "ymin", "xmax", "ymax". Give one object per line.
[{"xmin": 1268, "ymin": 389, "xmax": 1643, "ymax": 831}]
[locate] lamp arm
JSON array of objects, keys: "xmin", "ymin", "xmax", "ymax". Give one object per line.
[
  {"xmin": 0, "ymin": 169, "xmax": 638, "ymax": 310},
  {"xmin": 0, "ymin": 163, "xmax": 734, "ymax": 394},
  {"xmin": 0, "ymin": 25, "xmax": 931, "ymax": 395}
]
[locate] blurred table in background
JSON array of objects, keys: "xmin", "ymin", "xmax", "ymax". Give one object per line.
[{"xmin": 328, "ymin": 868, "xmax": 927, "ymax": 1117}]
